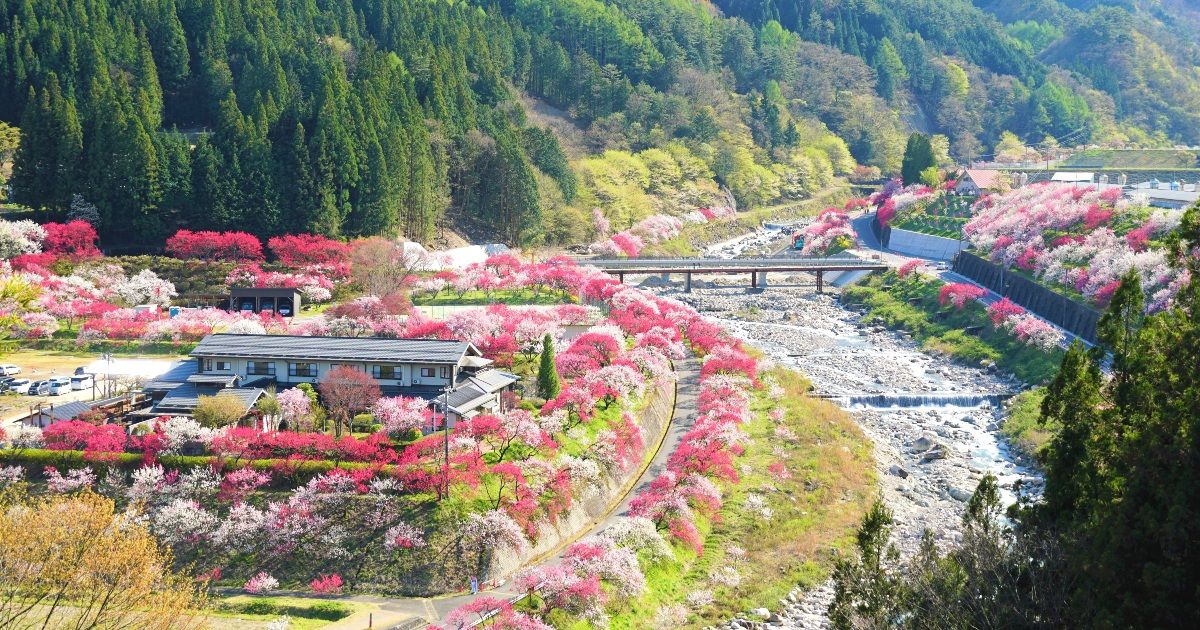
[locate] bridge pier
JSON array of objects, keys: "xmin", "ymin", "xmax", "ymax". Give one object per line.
[
  {"xmin": 816, "ymin": 270, "xmax": 824, "ymax": 294},
  {"xmin": 617, "ymin": 272, "xmax": 624, "ymax": 284},
  {"xmin": 685, "ymin": 272, "xmax": 692, "ymax": 293},
  {"xmin": 758, "ymin": 271, "xmax": 768, "ymax": 289},
  {"xmin": 750, "ymin": 271, "xmax": 757, "ymax": 288}
]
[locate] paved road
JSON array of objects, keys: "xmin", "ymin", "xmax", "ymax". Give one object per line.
[{"xmin": 298, "ymin": 356, "xmax": 702, "ymax": 630}]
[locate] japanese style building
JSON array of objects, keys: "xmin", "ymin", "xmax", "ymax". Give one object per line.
[{"xmin": 142, "ymin": 334, "xmax": 518, "ymax": 422}]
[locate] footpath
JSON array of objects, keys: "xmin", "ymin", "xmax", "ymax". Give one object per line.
[{"xmin": 297, "ymin": 356, "xmax": 702, "ymax": 630}]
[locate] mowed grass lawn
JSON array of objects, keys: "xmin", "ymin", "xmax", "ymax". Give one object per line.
[
  {"xmin": 206, "ymin": 595, "xmax": 372, "ymax": 629},
  {"xmin": 413, "ymin": 288, "xmax": 575, "ymax": 307},
  {"xmin": 592, "ymin": 364, "xmax": 875, "ymax": 629}
]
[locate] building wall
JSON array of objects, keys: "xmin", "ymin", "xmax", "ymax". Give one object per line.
[{"xmin": 197, "ymin": 357, "xmax": 454, "ymax": 388}]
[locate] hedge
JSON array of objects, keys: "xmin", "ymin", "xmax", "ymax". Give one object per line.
[{"xmin": 0, "ymin": 448, "xmax": 399, "ymax": 487}]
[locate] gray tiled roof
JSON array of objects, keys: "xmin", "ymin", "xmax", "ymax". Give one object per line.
[
  {"xmin": 144, "ymin": 360, "xmax": 198, "ymax": 392},
  {"xmin": 466, "ymin": 370, "xmax": 519, "ymax": 393},
  {"xmin": 42, "ymin": 401, "xmax": 95, "ymax": 422},
  {"xmin": 186, "ymin": 373, "xmax": 240, "ymax": 386},
  {"xmin": 154, "ymin": 384, "xmax": 265, "ymax": 413},
  {"xmin": 191, "ymin": 334, "xmax": 478, "ymax": 364}
]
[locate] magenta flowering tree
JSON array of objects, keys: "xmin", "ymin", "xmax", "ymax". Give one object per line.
[
  {"xmin": 986, "ymin": 297, "xmax": 1025, "ymax": 326},
  {"xmin": 938, "ymin": 282, "xmax": 987, "ymax": 309},
  {"xmin": 896, "ymin": 259, "xmax": 922, "ymax": 278}
]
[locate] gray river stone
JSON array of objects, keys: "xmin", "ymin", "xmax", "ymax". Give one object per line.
[{"xmin": 644, "ymin": 275, "xmax": 1043, "ymax": 630}]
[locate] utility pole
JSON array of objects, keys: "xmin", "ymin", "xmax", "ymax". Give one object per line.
[{"xmin": 442, "ymin": 382, "xmax": 451, "ymax": 500}]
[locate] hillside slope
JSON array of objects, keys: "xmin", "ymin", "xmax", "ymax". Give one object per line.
[{"xmin": 2, "ymin": 0, "xmax": 1196, "ymax": 249}]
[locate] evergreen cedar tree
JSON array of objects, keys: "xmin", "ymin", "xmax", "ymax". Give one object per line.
[
  {"xmin": 900, "ymin": 133, "xmax": 935, "ymax": 187},
  {"xmin": 5, "ymin": 0, "xmax": 1192, "ymax": 249},
  {"xmin": 537, "ymin": 333, "xmax": 561, "ymax": 400}
]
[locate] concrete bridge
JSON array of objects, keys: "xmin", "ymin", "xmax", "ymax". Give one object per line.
[{"xmin": 586, "ymin": 256, "xmax": 887, "ymax": 292}]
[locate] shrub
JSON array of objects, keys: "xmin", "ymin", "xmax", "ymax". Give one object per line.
[{"xmin": 165, "ymin": 230, "xmax": 264, "ymax": 262}]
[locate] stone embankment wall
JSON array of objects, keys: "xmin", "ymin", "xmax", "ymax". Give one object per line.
[{"xmin": 490, "ymin": 374, "xmax": 676, "ymax": 579}]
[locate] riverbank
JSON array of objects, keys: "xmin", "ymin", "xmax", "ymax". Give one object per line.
[{"xmin": 643, "ymin": 278, "xmax": 1044, "ymax": 629}]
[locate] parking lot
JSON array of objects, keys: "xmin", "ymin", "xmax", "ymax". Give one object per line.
[{"xmin": 0, "ymin": 351, "xmax": 187, "ymax": 428}]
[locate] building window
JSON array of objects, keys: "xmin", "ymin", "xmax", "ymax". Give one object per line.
[
  {"xmin": 204, "ymin": 359, "xmax": 212, "ymax": 371},
  {"xmin": 289, "ymin": 363, "xmax": 317, "ymax": 377},
  {"xmin": 216, "ymin": 361, "xmax": 230, "ymax": 371},
  {"xmin": 373, "ymin": 365, "xmax": 397, "ymax": 380},
  {"xmin": 247, "ymin": 361, "xmax": 275, "ymax": 376},
  {"xmin": 420, "ymin": 368, "xmax": 435, "ymax": 378},
  {"xmin": 440, "ymin": 366, "xmax": 451, "ymax": 379}
]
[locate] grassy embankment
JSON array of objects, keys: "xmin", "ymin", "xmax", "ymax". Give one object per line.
[
  {"xmin": 561, "ymin": 363, "xmax": 874, "ymax": 629},
  {"xmin": 642, "ymin": 186, "xmax": 853, "ymax": 257},
  {"xmin": 999, "ymin": 388, "xmax": 1057, "ymax": 460},
  {"xmin": 841, "ymin": 272, "xmax": 1064, "ymax": 385},
  {"xmin": 890, "ymin": 195, "xmax": 974, "ymax": 238}
]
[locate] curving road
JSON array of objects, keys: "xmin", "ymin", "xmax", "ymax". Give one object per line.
[{"xmin": 305, "ymin": 356, "xmax": 702, "ymax": 629}]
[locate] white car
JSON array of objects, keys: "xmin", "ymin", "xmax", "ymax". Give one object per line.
[
  {"xmin": 9, "ymin": 379, "xmax": 31, "ymax": 394},
  {"xmin": 70, "ymin": 374, "xmax": 95, "ymax": 391},
  {"xmin": 48, "ymin": 377, "xmax": 73, "ymax": 396},
  {"xmin": 0, "ymin": 365, "xmax": 21, "ymax": 376}
]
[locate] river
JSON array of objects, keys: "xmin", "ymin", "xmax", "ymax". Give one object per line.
[{"xmin": 646, "ymin": 268, "xmax": 1043, "ymax": 628}]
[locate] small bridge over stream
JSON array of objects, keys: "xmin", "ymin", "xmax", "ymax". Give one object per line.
[{"xmin": 587, "ymin": 256, "xmax": 888, "ymax": 292}]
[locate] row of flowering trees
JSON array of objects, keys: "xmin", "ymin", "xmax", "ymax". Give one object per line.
[
  {"xmin": 590, "ymin": 206, "xmax": 737, "ymax": 258},
  {"xmin": 900, "ymin": 263, "xmax": 1065, "ymax": 350},
  {"xmin": 963, "ymin": 183, "xmax": 1187, "ymax": 311},
  {"xmin": 435, "ymin": 259, "xmax": 774, "ymax": 627},
  {"xmin": 1, "ymin": 219, "xmax": 102, "ymax": 268},
  {"xmin": 0, "ymin": 256, "xmax": 684, "ymax": 596}
]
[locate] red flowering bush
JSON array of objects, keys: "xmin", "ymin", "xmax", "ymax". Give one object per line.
[
  {"xmin": 938, "ymin": 282, "xmax": 987, "ymax": 309},
  {"xmin": 309, "ymin": 573, "xmax": 343, "ymax": 594},
  {"xmin": 165, "ymin": 230, "xmax": 264, "ymax": 261},
  {"xmin": 267, "ymin": 234, "xmax": 350, "ymax": 269},
  {"xmin": 986, "ymin": 297, "xmax": 1025, "ymax": 326},
  {"xmin": 42, "ymin": 221, "xmax": 101, "ymax": 259},
  {"xmin": 209, "ymin": 428, "xmax": 395, "ymax": 464},
  {"xmin": 43, "ymin": 421, "xmax": 127, "ymax": 455}
]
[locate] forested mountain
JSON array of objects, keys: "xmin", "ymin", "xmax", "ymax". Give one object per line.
[{"xmin": 2, "ymin": 0, "xmax": 1197, "ymax": 247}]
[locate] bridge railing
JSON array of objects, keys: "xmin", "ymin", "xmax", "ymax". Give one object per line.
[{"xmin": 584, "ymin": 256, "xmax": 878, "ymax": 269}]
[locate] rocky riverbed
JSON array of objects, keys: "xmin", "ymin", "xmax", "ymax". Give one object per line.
[{"xmin": 645, "ymin": 278, "xmax": 1043, "ymax": 630}]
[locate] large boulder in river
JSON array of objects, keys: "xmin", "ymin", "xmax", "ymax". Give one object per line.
[{"xmin": 910, "ymin": 436, "xmax": 936, "ymax": 452}]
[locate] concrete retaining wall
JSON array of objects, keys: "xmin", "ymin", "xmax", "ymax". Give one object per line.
[{"xmin": 887, "ymin": 228, "xmax": 964, "ymax": 260}]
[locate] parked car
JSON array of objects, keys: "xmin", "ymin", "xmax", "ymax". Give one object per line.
[
  {"xmin": 26, "ymin": 380, "xmax": 50, "ymax": 396},
  {"xmin": 9, "ymin": 379, "xmax": 31, "ymax": 394},
  {"xmin": 0, "ymin": 365, "xmax": 21, "ymax": 376},
  {"xmin": 70, "ymin": 374, "xmax": 95, "ymax": 391},
  {"xmin": 74, "ymin": 366, "xmax": 88, "ymax": 375},
  {"xmin": 49, "ymin": 377, "xmax": 73, "ymax": 395}
]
